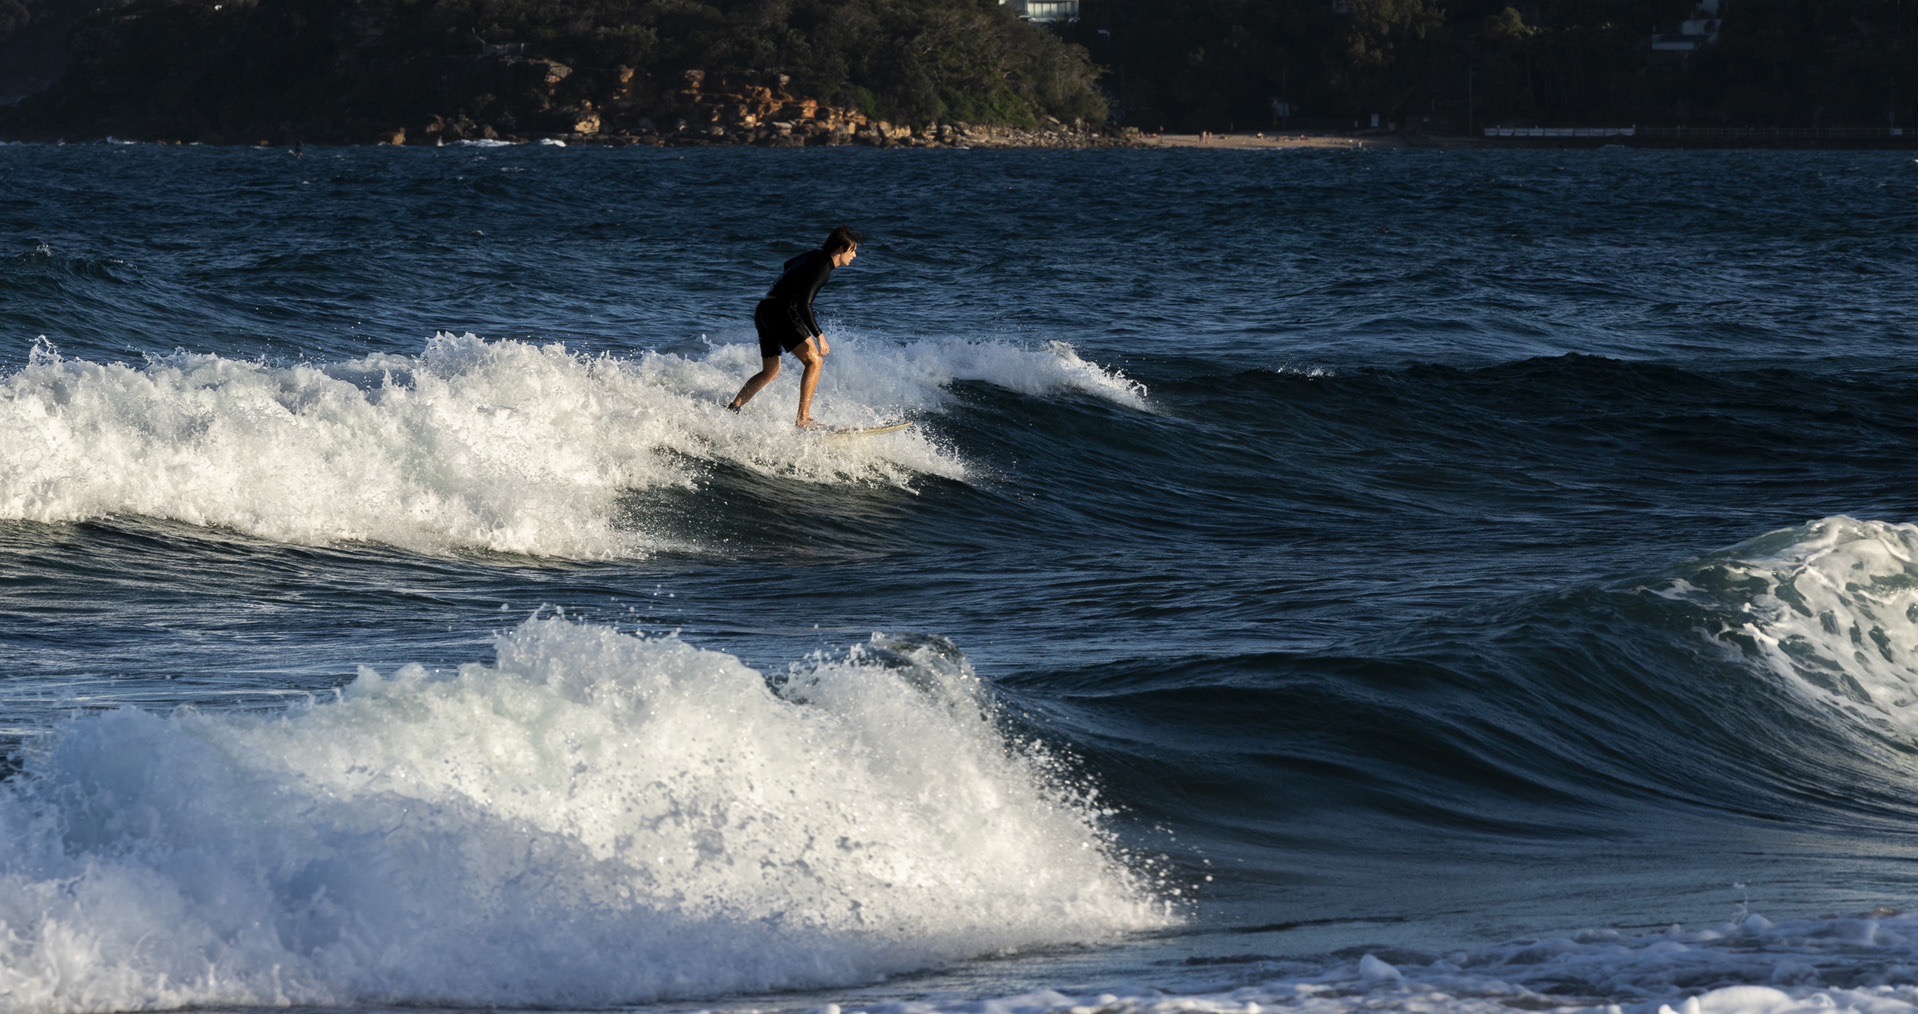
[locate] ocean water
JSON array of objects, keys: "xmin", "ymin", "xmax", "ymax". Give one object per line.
[{"xmin": 1, "ymin": 142, "xmax": 1917, "ymax": 1014}]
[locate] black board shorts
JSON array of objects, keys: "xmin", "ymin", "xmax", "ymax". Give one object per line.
[{"xmin": 754, "ymin": 299, "xmax": 813, "ymax": 359}]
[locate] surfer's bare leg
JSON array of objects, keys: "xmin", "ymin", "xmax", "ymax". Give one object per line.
[
  {"xmin": 794, "ymin": 338, "xmax": 826, "ymax": 428},
  {"xmin": 729, "ymin": 356, "xmax": 782, "ymax": 410}
]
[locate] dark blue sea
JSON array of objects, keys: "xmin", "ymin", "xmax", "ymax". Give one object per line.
[{"xmin": 3, "ymin": 141, "xmax": 1918, "ymax": 1014}]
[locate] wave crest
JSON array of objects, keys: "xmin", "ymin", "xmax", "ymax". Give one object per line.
[
  {"xmin": 0, "ymin": 333, "xmax": 1143, "ymax": 556},
  {"xmin": 0, "ymin": 619, "xmax": 1168, "ymax": 1010},
  {"xmin": 1654, "ymin": 516, "xmax": 1918, "ymax": 738}
]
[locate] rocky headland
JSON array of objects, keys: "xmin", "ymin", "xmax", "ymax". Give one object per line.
[{"xmin": 395, "ymin": 69, "xmax": 1139, "ymax": 150}]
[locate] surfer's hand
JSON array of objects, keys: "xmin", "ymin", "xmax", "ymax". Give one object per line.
[{"xmin": 816, "ymin": 336, "xmax": 830, "ymax": 355}]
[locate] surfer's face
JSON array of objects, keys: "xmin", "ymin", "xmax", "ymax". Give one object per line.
[{"xmin": 832, "ymin": 246, "xmax": 859, "ymax": 268}]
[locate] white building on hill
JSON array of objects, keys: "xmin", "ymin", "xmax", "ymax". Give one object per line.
[
  {"xmin": 1002, "ymin": 0, "xmax": 1080, "ymax": 24},
  {"xmin": 1653, "ymin": 0, "xmax": 1722, "ymax": 52}
]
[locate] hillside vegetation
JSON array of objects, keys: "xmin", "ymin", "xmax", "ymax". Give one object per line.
[
  {"xmin": 1, "ymin": 0, "xmax": 1913, "ymax": 142},
  {"xmin": 0, "ymin": 0, "xmax": 1107, "ymax": 142},
  {"xmin": 1066, "ymin": 0, "xmax": 1918, "ymax": 133}
]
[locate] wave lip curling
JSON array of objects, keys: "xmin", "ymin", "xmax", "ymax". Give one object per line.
[{"xmin": 1655, "ymin": 516, "xmax": 1918, "ymax": 738}]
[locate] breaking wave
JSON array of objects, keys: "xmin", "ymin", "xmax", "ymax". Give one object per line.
[
  {"xmin": 0, "ymin": 333, "xmax": 1144, "ymax": 557},
  {"xmin": 1654, "ymin": 516, "xmax": 1918, "ymax": 742},
  {"xmin": 0, "ymin": 619, "xmax": 1168, "ymax": 1011}
]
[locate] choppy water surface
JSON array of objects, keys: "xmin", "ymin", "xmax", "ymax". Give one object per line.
[{"xmin": 2, "ymin": 144, "xmax": 1918, "ymax": 1013}]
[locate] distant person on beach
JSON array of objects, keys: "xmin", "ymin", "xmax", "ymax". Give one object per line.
[{"xmin": 727, "ymin": 226, "xmax": 862, "ymax": 428}]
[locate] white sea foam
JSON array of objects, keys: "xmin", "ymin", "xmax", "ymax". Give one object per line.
[
  {"xmin": 0, "ymin": 333, "xmax": 1140, "ymax": 556},
  {"xmin": 1266, "ymin": 362, "xmax": 1336, "ymax": 379},
  {"xmin": 1652, "ymin": 516, "xmax": 1918, "ymax": 738},
  {"xmin": 854, "ymin": 911, "xmax": 1918, "ymax": 1014},
  {"xmin": 812, "ymin": 333, "xmax": 1148, "ymax": 409},
  {"xmin": 0, "ymin": 619, "xmax": 1167, "ymax": 1011}
]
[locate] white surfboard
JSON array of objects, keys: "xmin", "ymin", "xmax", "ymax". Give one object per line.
[{"xmin": 822, "ymin": 422, "xmax": 914, "ymax": 440}]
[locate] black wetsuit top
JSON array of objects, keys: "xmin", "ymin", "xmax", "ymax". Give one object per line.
[{"xmin": 763, "ymin": 249, "xmax": 835, "ymax": 337}]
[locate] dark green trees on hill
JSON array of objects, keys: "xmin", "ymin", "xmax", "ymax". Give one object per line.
[
  {"xmin": 0, "ymin": 0, "xmax": 1106, "ymax": 142},
  {"xmin": 443, "ymin": 0, "xmax": 1106, "ymax": 124},
  {"xmin": 1068, "ymin": 0, "xmax": 1917, "ymax": 133},
  {"xmin": 1685, "ymin": 2, "xmax": 1916, "ymax": 129},
  {"xmin": 1, "ymin": 0, "xmax": 1913, "ymax": 141}
]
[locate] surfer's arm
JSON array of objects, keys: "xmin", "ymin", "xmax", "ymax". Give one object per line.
[{"xmin": 798, "ymin": 258, "xmax": 831, "ymax": 338}]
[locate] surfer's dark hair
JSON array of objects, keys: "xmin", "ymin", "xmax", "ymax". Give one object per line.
[{"xmin": 824, "ymin": 227, "xmax": 863, "ymax": 254}]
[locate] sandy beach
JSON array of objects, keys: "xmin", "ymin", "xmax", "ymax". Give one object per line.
[{"xmin": 1148, "ymin": 131, "xmax": 1404, "ymax": 149}]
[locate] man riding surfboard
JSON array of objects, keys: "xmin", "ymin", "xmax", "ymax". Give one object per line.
[{"xmin": 727, "ymin": 226, "xmax": 862, "ymax": 429}]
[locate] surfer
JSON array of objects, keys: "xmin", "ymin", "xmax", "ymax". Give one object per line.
[{"xmin": 727, "ymin": 226, "xmax": 862, "ymax": 428}]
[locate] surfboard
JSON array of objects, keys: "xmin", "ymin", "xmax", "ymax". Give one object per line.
[{"xmin": 822, "ymin": 422, "xmax": 914, "ymax": 440}]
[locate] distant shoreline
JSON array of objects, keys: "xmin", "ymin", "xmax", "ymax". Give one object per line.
[
  {"xmin": 3, "ymin": 130, "xmax": 1913, "ymax": 151},
  {"xmin": 1150, "ymin": 129, "xmax": 1918, "ymax": 151}
]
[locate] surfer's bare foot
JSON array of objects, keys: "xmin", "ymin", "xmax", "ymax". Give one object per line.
[
  {"xmin": 725, "ymin": 401, "xmax": 741, "ymax": 413},
  {"xmin": 796, "ymin": 418, "xmax": 816, "ymax": 430}
]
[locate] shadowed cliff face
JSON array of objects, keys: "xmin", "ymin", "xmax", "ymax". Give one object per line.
[{"xmin": 0, "ymin": 0, "xmax": 1107, "ymax": 144}]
